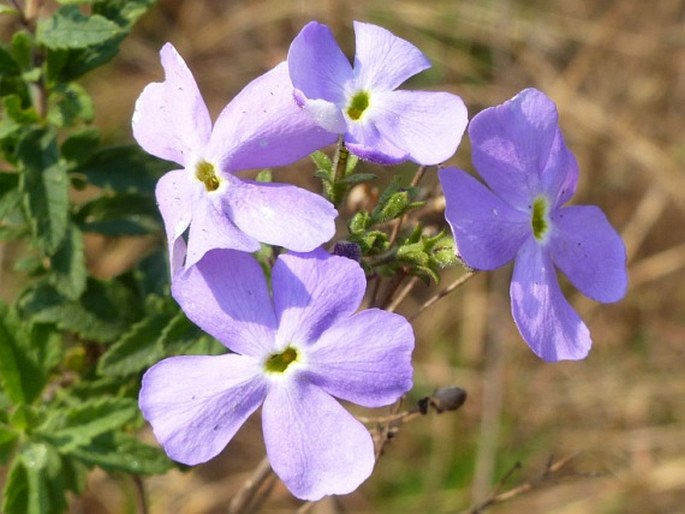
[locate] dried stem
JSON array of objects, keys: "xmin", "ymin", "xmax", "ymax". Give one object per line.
[
  {"xmin": 132, "ymin": 476, "xmax": 149, "ymax": 514},
  {"xmin": 385, "ymin": 275, "xmax": 419, "ymax": 313},
  {"xmin": 227, "ymin": 457, "xmax": 274, "ymax": 514},
  {"xmin": 466, "ymin": 454, "xmax": 577, "ymax": 513},
  {"xmin": 409, "ymin": 270, "xmax": 478, "ymax": 321}
]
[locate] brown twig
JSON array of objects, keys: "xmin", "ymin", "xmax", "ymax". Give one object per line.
[
  {"xmin": 408, "ymin": 270, "xmax": 478, "ymax": 321},
  {"xmin": 227, "ymin": 457, "xmax": 274, "ymax": 514},
  {"xmin": 467, "ymin": 454, "xmax": 578, "ymax": 513}
]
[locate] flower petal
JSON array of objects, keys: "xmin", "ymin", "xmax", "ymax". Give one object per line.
[
  {"xmin": 510, "ymin": 239, "xmax": 591, "ymax": 361},
  {"xmin": 550, "ymin": 205, "xmax": 628, "ymax": 302},
  {"xmin": 352, "ymin": 21, "xmax": 430, "ymax": 91},
  {"xmin": 296, "ymin": 94, "xmax": 347, "ymax": 133},
  {"xmin": 222, "ymin": 179, "xmax": 337, "ymax": 252},
  {"xmin": 371, "ymin": 90, "xmax": 468, "ymax": 165},
  {"xmin": 345, "ymin": 119, "xmax": 408, "ymax": 165},
  {"xmin": 307, "ymin": 309, "xmax": 414, "ymax": 407},
  {"xmin": 272, "ymin": 250, "xmax": 366, "ymax": 346},
  {"xmin": 207, "ymin": 62, "xmax": 337, "ymax": 172},
  {"xmin": 439, "ymin": 167, "xmax": 530, "ymax": 270},
  {"xmin": 155, "ymin": 168, "xmax": 196, "ymax": 242},
  {"xmin": 262, "ymin": 378, "xmax": 375, "ymax": 500},
  {"xmin": 171, "ymin": 249, "xmax": 277, "ymax": 357},
  {"xmin": 185, "ymin": 195, "xmax": 260, "ymax": 269},
  {"xmin": 469, "ymin": 88, "xmax": 561, "ymax": 208},
  {"xmin": 132, "ymin": 43, "xmax": 211, "ymax": 167},
  {"xmin": 287, "ymin": 21, "xmax": 352, "ymax": 105},
  {"xmin": 139, "ymin": 354, "xmax": 266, "ymax": 465}
]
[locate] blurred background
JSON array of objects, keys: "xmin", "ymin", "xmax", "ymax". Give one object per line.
[{"xmin": 3, "ymin": 0, "xmax": 685, "ymax": 512}]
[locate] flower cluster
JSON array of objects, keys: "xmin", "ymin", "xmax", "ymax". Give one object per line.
[{"xmin": 134, "ymin": 21, "xmax": 626, "ymax": 501}]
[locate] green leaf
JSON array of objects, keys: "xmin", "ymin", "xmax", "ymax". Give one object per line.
[
  {"xmin": 310, "ymin": 150, "xmax": 332, "ymax": 173},
  {"xmin": 0, "ymin": 5, "xmax": 20, "ymax": 16},
  {"xmin": 3, "ymin": 442, "xmax": 67, "ymax": 514},
  {"xmin": 17, "ymin": 129, "xmax": 70, "ymax": 255},
  {"xmin": 0, "ymin": 173, "xmax": 21, "ymax": 219},
  {"xmin": 341, "ymin": 172, "xmax": 376, "ymax": 185},
  {"xmin": 61, "ymin": 128, "xmax": 100, "ymax": 167},
  {"xmin": 70, "ymin": 431, "xmax": 173, "ymax": 475},
  {"xmin": 0, "ymin": 306, "xmax": 28, "ymax": 405},
  {"xmin": 0, "ymin": 423, "xmax": 19, "ymax": 463},
  {"xmin": 255, "ymin": 169, "xmax": 272, "ymax": 182},
  {"xmin": 19, "ymin": 278, "xmax": 142, "ymax": 343},
  {"xmin": 49, "ymin": 224, "xmax": 87, "ymax": 300},
  {"xmin": 372, "ymin": 190, "xmax": 411, "ymax": 223},
  {"xmin": 78, "ymin": 145, "xmax": 169, "ymax": 194},
  {"xmin": 98, "ymin": 297, "xmax": 177, "ymax": 376},
  {"xmin": 0, "ymin": 44, "xmax": 21, "ymax": 76},
  {"xmin": 36, "ymin": 6, "xmax": 122, "ymax": 50},
  {"xmin": 74, "ymin": 192, "xmax": 161, "ymax": 236},
  {"xmin": 2, "ymin": 94, "xmax": 39, "ymax": 123},
  {"xmin": 11, "ymin": 31, "xmax": 32, "ymax": 70},
  {"xmin": 348, "ymin": 210, "xmax": 372, "ymax": 236},
  {"xmin": 45, "ymin": 35, "xmax": 125, "ymax": 83},
  {"xmin": 47, "ymin": 82, "xmax": 94, "ymax": 127},
  {"xmin": 0, "ymin": 305, "xmax": 62, "ymax": 405},
  {"xmin": 132, "ymin": 248, "xmax": 170, "ymax": 298},
  {"xmin": 40, "ymin": 397, "xmax": 138, "ymax": 452},
  {"xmin": 95, "ymin": 0, "xmax": 157, "ymax": 28}
]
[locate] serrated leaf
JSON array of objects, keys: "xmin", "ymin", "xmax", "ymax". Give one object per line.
[
  {"xmin": 70, "ymin": 431, "xmax": 173, "ymax": 475},
  {"xmin": 98, "ymin": 300, "xmax": 176, "ymax": 376},
  {"xmin": 255, "ymin": 169, "xmax": 272, "ymax": 182},
  {"xmin": 2, "ymin": 94, "xmax": 39, "ymax": 123},
  {"xmin": 40, "ymin": 397, "xmax": 138, "ymax": 452},
  {"xmin": 348, "ymin": 210, "xmax": 371, "ymax": 236},
  {"xmin": 372, "ymin": 190, "xmax": 410, "ymax": 223},
  {"xmin": 19, "ymin": 279, "xmax": 142, "ymax": 343},
  {"xmin": 37, "ymin": 6, "xmax": 122, "ymax": 50},
  {"xmin": 0, "ymin": 5, "xmax": 20, "ymax": 15},
  {"xmin": 0, "ymin": 44, "xmax": 21, "ymax": 76},
  {"xmin": 49, "ymin": 224, "xmax": 87, "ymax": 300},
  {"xmin": 3, "ymin": 442, "xmax": 67, "ymax": 514},
  {"xmin": 310, "ymin": 150, "xmax": 332, "ymax": 173},
  {"xmin": 0, "ymin": 173, "xmax": 21, "ymax": 218},
  {"xmin": 47, "ymin": 82, "xmax": 94, "ymax": 127},
  {"xmin": 0, "ymin": 306, "xmax": 29, "ymax": 404},
  {"xmin": 0, "ymin": 305, "xmax": 62, "ymax": 405},
  {"xmin": 45, "ymin": 36, "xmax": 124, "ymax": 82},
  {"xmin": 17, "ymin": 129, "xmax": 69, "ymax": 255},
  {"xmin": 341, "ymin": 172, "xmax": 376, "ymax": 185},
  {"xmin": 0, "ymin": 423, "xmax": 19, "ymax": 463},
  {"xmin": 11, "ymin": 31, "xmax": 32, "ymax": 70},
  {"xmin": 61, "ymin": 128, "xmax": 100, "ymax": 167},
  {"xmin": 132, "ymin": 248, "xmax": 170, "ymax": 298},
  {"xmin": 75, "ymin": 192, "xmax": 161, "ymax": 236},
  {"xmin": 78, "ymin": 145, "xmax": 169, "ymax": 194}
]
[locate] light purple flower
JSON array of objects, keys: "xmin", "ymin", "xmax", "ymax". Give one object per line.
[
  {"xmin": 132, "ymin": 43, "xmax": 337, "ymax": 269},
  {"xmin": 439, "ymin": 88, "xmax": 627, "ymax": 361},
  {"xmin": 287, "ymin": 21, "xmax": 468, "ymax": 165},
  {"xmin": 139, "ymin": 249, "xmax": 414, "ymax": 500}
]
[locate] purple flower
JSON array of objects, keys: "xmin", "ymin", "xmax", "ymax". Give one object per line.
[
  {"xmin": 138, "ymin": 249, "xmax": 414, "ymax": 500},
  {"xmin": 132, "ymin": 43, "xmax": 337, "ymax": 269},
  {"xmin": 287, "ymin": 21, "xmax": 468, "ymax": 165},
  {"xmin": 439, "ymin": 88, "xmax": 627, "ymax": 361}
]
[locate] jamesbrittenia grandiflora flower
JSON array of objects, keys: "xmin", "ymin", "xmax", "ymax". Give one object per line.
[
  {"xmin": 139, "ymin": 249, "xmax": 414, "ymax": 500},
  {"xmin": 132, "ymin": 43, "xmax": 337, "ymax": 270},
  {"xmin": 287, "ymin": 21, "xmax": 468, "ymax": 165},
  {"xmin": 440, "ymin": 88, "xmax": 628, "ymax": 361}
]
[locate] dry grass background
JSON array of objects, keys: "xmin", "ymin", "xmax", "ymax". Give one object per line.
[{"xmin": 2, "ymin": 0, "xmax": 685, "ymax": 512}]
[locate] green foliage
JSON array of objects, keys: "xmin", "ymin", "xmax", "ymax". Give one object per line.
[
  {"xmin": 37, "ymin": 6, "xmax": 122, "ymax": 50},
  {"xmin": 17, "ymin": 129, "xmax": 70, "ymax": 255}
]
